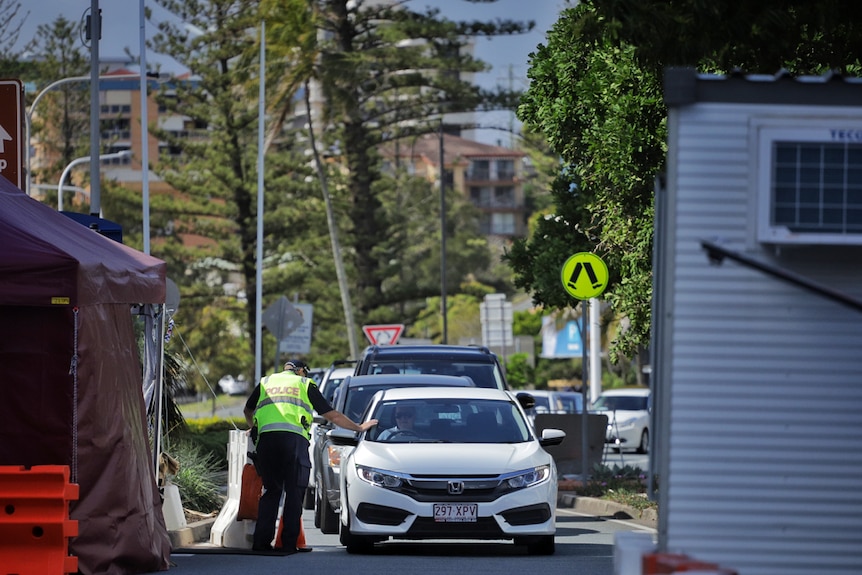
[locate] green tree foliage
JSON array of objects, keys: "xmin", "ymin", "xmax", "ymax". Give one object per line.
[
  {"xmin": 146, "ymin": 0, "xmax": 307, "ymax": 384},
  {"xmin": 508, "ymin": 0, "xmax": 862, "ymax": 361},
  {"xmin": 0, "ymin": 0, "xmax": 28, "ymax": 76},
  {"xmin": 587, "ymin": 0, "xmax": 862, "ymax": 75},
  {"xmin": 25, "ymin": 16, "xmax": 91, "ymax": 197},
  {"xmin": 512, "ymin": 6, "xmax": 666, "ymax": 360},
  {"xmin": 505, "ymin": 352, "xmax": 533, "ymax": 389},
  {"xmin": 263, "ymin": 0, "xmax": 532, "ymax": 321}
]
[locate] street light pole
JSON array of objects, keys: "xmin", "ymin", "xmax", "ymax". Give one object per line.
[
  {"xmin": 25, "ymin": 73, "xmax": 139, "ymax": 196},
  {"xmin": 439, "ymin": 120, "xmax": 448, "ymax": 344},
  {"xmin": 89, "ymin": 0, "xmax": 102, "ymax": 217},
  {"xmin": 57, "ymin": 150, "xmax": 131, "ymax": 212}
]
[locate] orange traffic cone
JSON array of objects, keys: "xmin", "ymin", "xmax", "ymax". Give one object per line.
[
  {"xmin": 297, "ymin": 520, "xmax": 308, "ymax": 549},
  {"xmin": 274, "ymin": 513, "xmax": 309, "ymax": 550}
]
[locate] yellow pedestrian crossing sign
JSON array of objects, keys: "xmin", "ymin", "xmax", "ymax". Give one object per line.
[{"xmin": 561, "ymin": 252, "xmax": 608, "ymax": 300}]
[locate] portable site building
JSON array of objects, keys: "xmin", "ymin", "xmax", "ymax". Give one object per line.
[{"xmin": 653, "ymin": 68, "xmax": 862, "ymax": 574}]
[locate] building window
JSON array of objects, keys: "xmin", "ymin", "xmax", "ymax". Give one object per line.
[
  {"xmin": 495, "ymin": 159, "xmax": 515, "ymax": 180},
  {"xmin": 757, "ymin": 123, "xmax": 862, "ymax": 244},
  {"xmin": 468, "ymin": 160, "xmax": 490, "ymax": 181},
  {"xmin": 771, "ymin": 142, "xmax": 862, "ymax": 234},
  {"xmin": 494, "ymin": 187, "xmax": 514, "ymax": 208},
  {"xmin": 478, "ymin": 213, "xmax": 520, "ymax": 235},
  {"xmin": 470, "ymin": 186, "xmax": 492, "ymax": 207}
]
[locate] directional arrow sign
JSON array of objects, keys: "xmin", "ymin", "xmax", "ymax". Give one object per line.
[
  {"xmin": 362, "ymin": 324, "xmax": 404, "ymax": 345},
  {"xmin": 0, "ymin": 79, "xmax": 24, "ymax": 189}
]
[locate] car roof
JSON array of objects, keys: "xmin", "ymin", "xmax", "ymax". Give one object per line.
[
  {"xmin": 360, "ymin": 344, "xmax": 497, "ymax": 359},
  {"xmin": 323, "ymin": 366, "xmax": 354, "ymax": 378},
  {"xmin": 599, "ymin": 387, "xmax": 651, "ymax": 397},
  {"xmin": 342, "ymin": 373, "xmax": 475, "ymax": 388},
  {"xmin": 375, "ymin": 386, "xmax": 513, "ymax": 401}
]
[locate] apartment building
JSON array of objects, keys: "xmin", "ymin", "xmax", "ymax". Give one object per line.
[{"xmin": 381, "ymin": 132, "xmax": 527, "ymax": 238}]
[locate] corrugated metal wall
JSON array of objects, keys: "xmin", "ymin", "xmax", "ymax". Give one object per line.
[{"xmin": 658, "ymin": 101, "xmax": 862, "ymax": 574}]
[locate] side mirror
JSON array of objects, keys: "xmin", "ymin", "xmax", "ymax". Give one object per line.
[
  {"xmin": 327, "ymin": 427, "xmax": 359, "ymax": 447},
  {"xmin": 516, "ymin": 392, "xmax": 536, "ymax": 410},
  {"xmin": 539, "ymin": 428, "xmax": 565, "ymax": 447}
]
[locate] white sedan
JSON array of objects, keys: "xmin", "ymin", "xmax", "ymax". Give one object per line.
[
  {"xmin": 330, "ymin": 387, "xmax": 565, "ymax": 555},
  {"xmin": 591, "ymin": 387, "xmax": 651, "ymax": 454}
]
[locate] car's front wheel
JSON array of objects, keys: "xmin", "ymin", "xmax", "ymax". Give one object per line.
[
  {"xmin": 517, "ymin": 535, "xmax": 555, "ymax": 555},
  {"xmin": 340, "ymin": 512, "xmax": 375, "ymax": 554},
  {"xmin": 637, "ymin": 429, "xmax": 649, "ymax": 454},
  {"xmin": 319, "ymin": 490, "xmax": 340, "ymax": 534}
]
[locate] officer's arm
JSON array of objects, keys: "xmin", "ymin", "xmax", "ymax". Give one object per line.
[{"xmin": 323, "ymin": 410, "xmax": 378, "ymax": 433}]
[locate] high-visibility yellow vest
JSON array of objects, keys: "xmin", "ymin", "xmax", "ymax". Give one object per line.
[{"xmin": 253, "ymin": 372, "xmax": 314, "ymax": 441}]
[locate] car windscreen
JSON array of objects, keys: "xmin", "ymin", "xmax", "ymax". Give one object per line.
[
  {"xmin": 593, "ymin": 395, "xmax": 648, "ymax": 411},
  {"xmin": 368, "ymin": 398, "xmax": 530, "ymax": 443},
  {"xmin": 555, "ymin": 392, "xmax": 583, "ymax": 413}
]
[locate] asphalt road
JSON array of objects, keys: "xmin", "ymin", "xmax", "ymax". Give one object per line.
[{"xmin": 161, "ymin": 506, "xmax": 656, "ymax": 575}]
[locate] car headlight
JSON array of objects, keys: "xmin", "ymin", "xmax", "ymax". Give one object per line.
[
  {"xmin": 327, "ymin": 445, "xmax": 350, "ymax": 473},
  {"xmin": 615, "ymin": 417, "xmax": 637, "ymax": 430},
  {"xmin": 356, "ymin": 465, "xmax": 404, "ymax": 488},
  {"xmin": 503, "ymin": 465, "xmax": 551, "ymax": 490}
]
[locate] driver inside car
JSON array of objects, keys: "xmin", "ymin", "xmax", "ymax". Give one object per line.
[{"xmin": 377, "ymin": 406, "xmax": 417, "ymax": 440}]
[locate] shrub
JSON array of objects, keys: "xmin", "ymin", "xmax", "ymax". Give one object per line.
[
  {"xmin": 167, "ymin": 440, "xmax": 225, "ymax": 514},
  {"xmin": 179, "ymin": 417, "xmax": 246, "ymax": 470},
  {"xmin": 578, "ymin": 463, "xmax": 657, "ymax": 511}
]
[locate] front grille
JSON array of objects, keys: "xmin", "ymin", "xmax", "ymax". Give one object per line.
[
  {"xmin": 397, "ymin": 475, "xmax": 508, "ymax": 503},
  {"xmin": 500, "ymin": 503, "xmax": 551, "ymax": 526},
  {"xmin": 356, "ymin": 503, "xmax": 411, "ymax": 526},
  {"xmin": 406, "ymin": 517, "xmax": 505, "ymax": 539}
]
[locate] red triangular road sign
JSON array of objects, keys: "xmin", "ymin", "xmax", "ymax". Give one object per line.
[{"xmin": 362, "ymin": 324, "xmax": 404, "ymax": 345}]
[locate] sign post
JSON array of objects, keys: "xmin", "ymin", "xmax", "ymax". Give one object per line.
[
  {"xmin": 0, "ymin": 79, "xmax": 24, "ymax": 190},
  {"xmin": 560, "ymin": 252, "xmax": 609, "ymax": 482}
]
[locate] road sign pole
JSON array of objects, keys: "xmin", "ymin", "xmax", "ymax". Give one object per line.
[{"xmin": 581, "ymin": 303, "xmax": 589, "ymax": 482}]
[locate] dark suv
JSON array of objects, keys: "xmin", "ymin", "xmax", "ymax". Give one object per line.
[{"xmin": 353, "ymin": 344, "xmax": 509, "ymax": 390}]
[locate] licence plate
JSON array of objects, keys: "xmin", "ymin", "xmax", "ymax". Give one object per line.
[{"xmin": 433, "ymin": 503, "xmax": 478, "ymax": 523}]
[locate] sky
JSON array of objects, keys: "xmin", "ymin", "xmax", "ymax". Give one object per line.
[{"xmin": 15, "ymin": 0, "xmax": 570, "ymax": 144}]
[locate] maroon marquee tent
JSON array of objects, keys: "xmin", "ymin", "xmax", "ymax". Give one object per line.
[{"xmin": 0, "ymin": 177, "xmax": 171, "ymax": 574}]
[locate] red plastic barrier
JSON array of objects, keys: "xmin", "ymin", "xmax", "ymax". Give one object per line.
[
  {"xmin": 0, "ymin": 465, "xmax": 79, "ymax": 575},
  {"xmin": 643, "ymin": 552, "xmax": 738, "ymax": 574}
]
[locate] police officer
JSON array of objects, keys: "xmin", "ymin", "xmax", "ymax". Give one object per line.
[{"xmin": 243, "ymin": 359, "xmax": 378, "ymax": 553}]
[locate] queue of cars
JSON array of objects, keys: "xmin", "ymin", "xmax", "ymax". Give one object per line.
[
  {"xmin": 299, "ymin": 341, "xmax": 651, "ymax": 554},
  {"xmin": 308, "ymin": 344, "xmax": 551, "ymax": 547}
]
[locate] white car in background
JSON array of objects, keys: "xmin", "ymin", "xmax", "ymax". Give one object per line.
[
  {"xmin": 217, "ymin": 374, "xmax": 249, "ymax": 395},
  {"xmin": 523, "ymin": 390, "xmax": 584, "ymax": 426},
  {"xmin": 332, "ymin": 386, "xmax": 565, "ymax": 555},
  {"xmin": 591, "ymin": 387, "xmax": 651, "ymax": 454}
]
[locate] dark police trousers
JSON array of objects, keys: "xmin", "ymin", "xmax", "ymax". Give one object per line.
[{"xmin": 253, "ymin": 430, "xmax": 312, "ymax": 550}]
